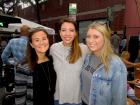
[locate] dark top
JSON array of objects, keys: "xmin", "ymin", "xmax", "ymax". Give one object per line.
[{"xmin": 33, "ymin": 56, "xmax": 56, "ymax": 105}]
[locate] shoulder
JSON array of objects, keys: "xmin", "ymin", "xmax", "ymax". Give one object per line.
[
  {"xmin": 110, "ymin": 55, "xmax": 123, "ymax": 65},
  {"xmin": 110, "ymin": 55, "xmax": 127, "ymax": 72},
  {"xmin": 8, "ymin": 38, "xmax": 15, "ymax": 43},
  {"xmin": 9, "ymin": 38, "xmax": 22, "ymax": 44},
  {"xmin": 79, "ymin": 43, "xmax": 88, "ymax": 50},
  {"xmin": 50, "ymin": 42, "xmax": 62, "ymax": 49},
  {"xmin": 50, "ymin": 42, "xmax": 63, "ymax": 54},
  {"xmin": 79, "ymin": 43, "xmax": 86, "ymax": 47},
  {"xmin": 79, "ymin": 43, "xmax": 89, "ymax": 54}
]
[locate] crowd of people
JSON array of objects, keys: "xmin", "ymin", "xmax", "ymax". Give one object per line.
[{"xmin": 1, "ymin": 17, "xmax": 140, "ymax": 105}]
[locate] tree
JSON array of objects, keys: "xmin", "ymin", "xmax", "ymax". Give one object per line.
[
  {"xmin": 0, "ymin": 0, "xmax": 19, "ymax": 15},
  {"xmin": 0, "ymin": 0, "xmax": 47, "ymax": 24},
  {"xmin": 20, "ymin": 0, "xmax": 48, "ymax": 24}
]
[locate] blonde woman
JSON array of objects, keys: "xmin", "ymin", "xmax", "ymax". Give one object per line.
[
  {"xmin": 121, "ymin": 51, "xmax": 140, "ymax": 68},
  {"xmin": 81, "ymin": 21, "xmax": 127, "ymax": 105},
  {"xmin": 50, "ymin": 18, "xmax": 88, "ymax": 105}
]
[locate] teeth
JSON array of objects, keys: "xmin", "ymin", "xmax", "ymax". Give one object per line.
[{"xmin": 65, "ymin": 38, "xmax": 71, "ymax": 40}]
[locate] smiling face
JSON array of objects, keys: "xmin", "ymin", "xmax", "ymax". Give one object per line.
[
  {"xmin": 86, "ymin": 28, "xmax": 104, "ymax": 55},
  {"xmin": 30, "ymin": 31, "xmax": 49, "ymax": 55},
  {"xmin": 60, "ymin": 22, "xmax": 76, "ymax": 46}
]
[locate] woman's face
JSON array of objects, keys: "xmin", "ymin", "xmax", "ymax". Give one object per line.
[
  {"xmin": 86, "ymin": 28, "xmax": 104, "ymax": 55},
  {"xmin": 60, "ymin": 22, "xmax": 76, "ymax": 46},
  {"xmin": 30, "ymin": 31, "xmax": 49, "ymax": 54}
]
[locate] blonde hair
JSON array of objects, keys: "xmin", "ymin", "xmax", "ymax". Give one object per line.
[
  {"xmin": 87, "ymin": 21, "xmax": 114, "ymax": 71},
  {"xmin": 121, "ymin": 51, "xmax": 130, "ymax": 60}
]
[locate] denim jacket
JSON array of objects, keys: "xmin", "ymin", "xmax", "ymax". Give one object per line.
[{"xmin": 81, "ymin": 54, "xmax": 127, "ymax": 105}]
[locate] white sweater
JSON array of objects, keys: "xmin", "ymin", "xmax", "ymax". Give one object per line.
[{"xmin": 50, "ymin": 41, "xmax": 88, "ymax": 104}]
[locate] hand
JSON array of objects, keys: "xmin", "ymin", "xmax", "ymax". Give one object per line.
[{"xmin": 134, "ymin": 79, "xmax": 140, "ymax": 85}]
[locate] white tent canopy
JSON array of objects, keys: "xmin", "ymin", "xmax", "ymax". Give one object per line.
[{"xmin": 1, "ymin": 16, "xmax": 55, "ymax": 35}]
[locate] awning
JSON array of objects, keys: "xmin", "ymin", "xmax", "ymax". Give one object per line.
[{"xmin": 0, "ymin": 15, "xmax": 21, "ymax": 27}]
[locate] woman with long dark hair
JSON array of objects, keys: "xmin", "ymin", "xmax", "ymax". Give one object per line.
[{"xmin": 15, "ymin": 28, "xmax": 56, "ymax": 105}]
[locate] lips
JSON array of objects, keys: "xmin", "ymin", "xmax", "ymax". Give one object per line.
[
  {"xmin": 64, "ymin": 37, "xmax": 72, "ymax": 41},
  {"xmin": 88, "ymin": 43, "xmax": 96, "ymax": 47}
]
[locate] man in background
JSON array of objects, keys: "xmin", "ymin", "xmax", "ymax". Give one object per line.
[{"xmin": 1, "ymin": 25, "xmax": 30, "ymax": 65}]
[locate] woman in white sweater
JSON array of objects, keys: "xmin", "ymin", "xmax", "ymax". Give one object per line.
[{"xmin": 50, "ymin": 18, "xmax": 88, "ymax": 105}]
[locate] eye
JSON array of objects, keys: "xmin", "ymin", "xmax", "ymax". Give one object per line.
[
  {"xmin": 61, "ymin": 29, "xmax": 66, "ymax": 32},
  {"xmin": 70, "ymin": 29, "xmax": 75, "ymax": 32},
  {"xmin": 43, "ymin": 37, "xmax": 48, "ymax": 40},
  {"xmin": 93, "ymin": 35, "xmax": 99, "ymax": 39},
  {"xmin": 34, "ymin": 39, "xmax": 39, "ymax": 42},
  {"xmin": 86, "ymin": 35, "xmax": 90, "ymax": 38}
]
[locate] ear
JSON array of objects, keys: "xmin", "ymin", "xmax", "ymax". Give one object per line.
[{"xmin": 30, "ymin": 42, "xmax": 34, "ymax": 48}]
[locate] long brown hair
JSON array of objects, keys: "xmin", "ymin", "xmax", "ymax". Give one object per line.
[
  {"xmin": 60, "ymin": 18, "xmax": 82, "ymax": 63},
  {"xmin": 26, "ymin": 28, "xmax": 50, "ymax": 70}
]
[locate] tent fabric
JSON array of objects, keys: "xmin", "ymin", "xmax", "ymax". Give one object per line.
[{"xmin": 2, "ymin": 16, "xmax": 55, "ymax": 35}]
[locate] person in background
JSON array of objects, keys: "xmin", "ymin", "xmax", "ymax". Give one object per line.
[
  {"xmin": 121, "ymin": 51, "xmax": 140, "ymax": 68},
  {"xmin": 81, "ymin": 21, "xmax": 127, "ymax": 105},
  {"xmin": 1, "ymin": 25, "xmax": 30, "ymax": 65},
  {"xmin": 15, "ymin": 28, "xmax": 56, "ymax": 105},
  {"xmin": 121, "ymin": 50, "xmax": 140, "ymax": 102},
  {"xmin": 111, "ymin": 31, "xmax": 120, "ymax": 54},
  {"xmin": 120, "ymin": 35, "xmax": 127, "ymax": 53},
  {"xmin": 50, "ymin": 17, "xmax": 88, "ymax": 105},
  {"xmin": 0, "ymin": 36, "xmax": 8, "ymax": 51}
]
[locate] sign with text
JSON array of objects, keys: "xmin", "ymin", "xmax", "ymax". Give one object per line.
[
  {"xmin": 69, "ymin": 3, "xmax": 77, "ymax": 21},
  {"xmin": 69, "ymin": 3, "xmax": 77, "ymax": 15}
]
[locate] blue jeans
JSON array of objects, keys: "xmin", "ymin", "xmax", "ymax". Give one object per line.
[{"xmin": 54, "ymin": 100, "xmax": 81, "ymax": 105}]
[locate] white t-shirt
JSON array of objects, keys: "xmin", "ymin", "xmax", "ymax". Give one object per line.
[{"xmin": 50, "ymin": 41, "xmax": 88, "ymax": 104}]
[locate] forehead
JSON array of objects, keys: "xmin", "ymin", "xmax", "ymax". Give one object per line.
[
  {"xmin": 87, "ymin": 28, "xmax": 102, "ymax": 36},
  {"xmin": 32, "ymin": 31, "xmax": 47, "ymax": 38},
  {"xmin": 61, "ymin": 22, "xmax": 75, "ymax": 28}
]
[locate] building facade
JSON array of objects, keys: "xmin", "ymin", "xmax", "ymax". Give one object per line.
[{"xmin": 16, "ymin": 0, "xmax": 140, "ymax": 43}]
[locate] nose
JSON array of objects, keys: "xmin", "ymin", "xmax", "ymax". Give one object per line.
[
  {"xmin": 65, "ymin": 30, "xmax": 71, "ymax": 36},
  {"xmin": 87, "ymin": 38, "xmax": 94, "ymax": 43},
  {"xmin": 40, "ymin": 40, "xmax": 44, "ymax": 44}
]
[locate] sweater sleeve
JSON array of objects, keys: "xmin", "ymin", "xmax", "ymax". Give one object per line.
[{"xmin": 15, "ymin": 64, "xmax": 33, "ymax": 105}]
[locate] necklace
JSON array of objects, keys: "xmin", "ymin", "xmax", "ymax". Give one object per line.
[{"xmin": 40, "ymin": 62, "xmax": 51, "ymax": 91}]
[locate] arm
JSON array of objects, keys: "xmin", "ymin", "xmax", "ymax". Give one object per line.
[
  {"xmin": 128, "ymin": 79, "xmax": 140, "ymax": 85},
  {"xmin": 15, "ymin": 64, "xmax": 32, "ymax": 105},
  {"xmin": 1, "ymin": 40, "xmax": 12, "ymax": 64},
  {"xmin": 122, "ymin": 59, "xmax": 137, "ymax": 68},
  {"xmin": 112, "ymin": 62, "xmax": 127, "ymax": 105}
]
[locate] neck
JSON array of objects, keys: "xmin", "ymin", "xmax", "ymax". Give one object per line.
[
  {"xmin": 93, "ymin": 51, "xmax": 100, "ymax": 57},
  {"xmin": 37, "ymin": 54, "xmax": 48, "ymax": 64},
  {"xmin": 63, "ymin": 42, "xmax": 72, "ymax": 47}
]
